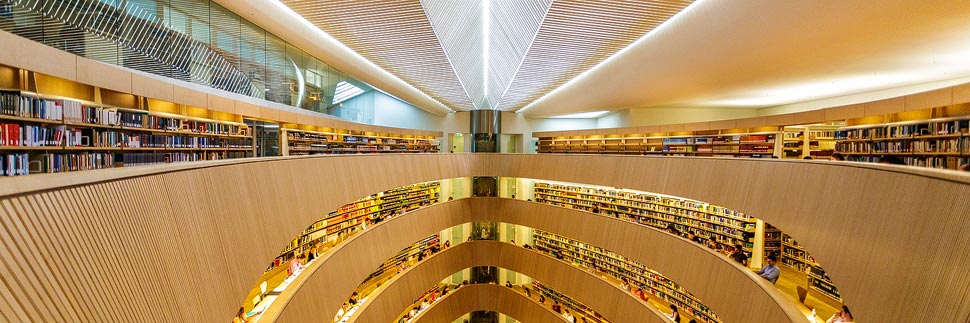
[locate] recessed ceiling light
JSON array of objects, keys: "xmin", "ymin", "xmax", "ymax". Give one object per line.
[{"xmin": 548, "ymin": 111, "xmax": 610, "ymax": 119}]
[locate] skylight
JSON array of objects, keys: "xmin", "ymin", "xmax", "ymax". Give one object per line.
[
  {"xmin": 548, "ymin": 111, "xmax": 610, "ymax": 119},
  {"xmin": 333, "ymin": 81, "xmax": 366, "ymax": 104}
]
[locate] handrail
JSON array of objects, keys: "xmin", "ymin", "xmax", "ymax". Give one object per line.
[
  {"xmin": 411, "ymin": 284, "xmax": 568, "ymax": 323},
  {"xmin": 1, "ymin": 154, "xmax": 967, "ymax": 198}
]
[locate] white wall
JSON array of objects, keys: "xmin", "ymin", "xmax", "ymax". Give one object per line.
[
  {"xmin": 597, "ymin": 109, "xmax": 630, "ymax": 128},
  {"xmin": 371, "ymin": 91, "xmax": 448, "ymax": 130},
  {"xmin": 499, "ymin": 113, "xmax": 598, "ymax": 153},
  {"xmin": 331, "ymin": 91, "xmax": 376, "ymax": 123},
  {"xmin": 757, "ymin": 76, "xmax": 970, "ymax": 116}
]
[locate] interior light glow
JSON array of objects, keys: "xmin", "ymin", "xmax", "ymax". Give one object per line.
[
  {"xmin": 548, "ymin": 111, "xmax": 610, "ymax": 119},
  {"xmin": 516, "ymin": 0, "xmax": 709, "ymax": 113},
  {"xmin": 709, "ymin": 67, "xmax": 970, "ymax": 107},
  {"xmin": 333, "ymin": 81, "xmax": 366, "ymax": 104}
]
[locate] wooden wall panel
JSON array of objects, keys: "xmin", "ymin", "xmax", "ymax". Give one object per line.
[
  {"xmin": 824, "ymin": 104, "xmax": 866, "ymax": 121},
  {"xmin": 0, "ymin": 31, "xmax": 21, "ymax": 68},
  {"xmin": 412, "ymin": 284, "xmax": 567, "ymax": 323},
  {"xmin": 346, "ymin": 241, "xmax": 665, "ymax": 323},
  {"xmin": 954, "ymin": 83, "xmax": 970, "ymax": 104},
  {"xmin": 0, "ymin": 155, "xmax": 967, "ymax": 323},
  {"xmin": 14, "ymin": 37, "xmax": 76, "ymax": 81},
  {"xmin": 259, "ymin": 106, "xmax": 281, "ymax": 121},
  {"xmin": 865, "ymin": 97, "xmax": 905, "ymax": 115},
  {"xmin": 708, "ymin": 119, "xmax": 737, "ymax": 130},
  {"xmin": 172, "ymin": 85, "xmax": 208, "ymax": 108},
  {"xmin": 735, "ymin": 116, "xmax": 767, "ymax": 128},
  {"xmin": 76, "ymin": 58, "xmax": 131, "ymax": 93},
  {"xmin": 905, "ymin": 87, "xmax": 952, "ymax": 111},
  {"xmin": 659, "ymin": 124, "xmax": 685, "ymax": 133},
  {"xmin": 793, "ymin": 109, "xmax": 826, "ymax": 124},
  {"xmin": 683, "ymin": 121, "xmax": 710, "ymax": 131},
  {"xmin": 130, "ymin": 73, "xmax": 174, "ymax": 102},
  {"xmin": 766, "ymin": 113, "xmax": 795, "ymax": 126}
]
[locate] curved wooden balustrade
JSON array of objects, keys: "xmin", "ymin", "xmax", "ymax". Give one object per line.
[
  {"xmin": 0, "ymin": 154, "xmax": 967, "ymax": 323},
  {"xmin": 346, "ymin": 240, "xmax": 666, "ymax": 323},
  {"xmin": 410, "ymin": 283, "xmax": 567, "ymax": 323},
  {"xmin": 272, "ymin": 198, "xmax": 794, "ymax": 323}
]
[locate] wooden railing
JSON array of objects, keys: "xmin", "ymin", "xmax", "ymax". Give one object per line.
[{"xmin": 0, "ymin": 154, "xmax": 966, "ymax": 323}]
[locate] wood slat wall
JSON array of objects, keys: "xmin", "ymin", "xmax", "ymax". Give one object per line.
[
  {"xmin": 411, "ymin": 283, "xmax": 567, "ymax": 323},
  {"xmin": 346, "ymin": 240, "xmax": 667, "ymax": 323},
  {"xmin": 273, "ymin": 198, "xmax": 798, "ymax": 323},
  {"xmin": 0, "ymin": 154, "xmax": 967, "ymax": 323}
]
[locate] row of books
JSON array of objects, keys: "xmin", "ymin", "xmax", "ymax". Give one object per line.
[
  {"xmin": 739, "ymin": 145, "xmax": 773, "ymax": 153},
  {"xmin": 1, "ymin": 152, "xmax": 115, "ymax": 176},
  {"xmin": 58, "ymin": 102, "xmax": 253, "ymax": 136},
  {"xmin": 780, "ymin": 258, "xmax": 809, "ymax": 272},
  {"xmin": 0, "ymin": 91, "xmax": 72, "ymax": 121},
  {"xmin": 64, "ymin": 104, "xmax": 120, "ymax": 125},
  {"xmin": 0, "ymin": 150, "xmax": 259, "ymax": 176},
  {"xmin": 835, "ymin": 120, "xmax": 970, "ymax": 139},
  {"xmin": 287, "ymin": 131, "xmax": 331, "ymax": 142},
  {"xmin": 1, "ymin": 123, "xmax": 64, "ymax": 146},
  {"xmin": 272, "ymin": 182, "xmax": 441, "ymax": 269},
  {"xmin": 1, "ymin": 153, "xmax": 28, "ymax": 176},
  {"xmin": 835, "ymin": 139, "xmax": 966, "ymax": 154},
  {"xmin": 844, "ymin": 155, "xmax": 969, "ymax": 169},
  {"xmin": 535, "ymin": 184, "xmax": 751, "ymax": 220},
  {"xmin": 117, "ymin": 153, "xmax": 168, "ymax": 166}
]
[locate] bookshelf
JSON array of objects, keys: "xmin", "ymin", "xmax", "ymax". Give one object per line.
[
  {"xmin": 0, "ymin": 89, "xmax": 253, "ymax": 176},
  {"xmin": 808, "ymin": 265, "xmax": 842, "ymax": 302},
  {"xmin": 782, "ymin": 124, "xmax": 841, "ymax": 159},
  {"xmin": 268, "ymin": 182, "xmax": 441, "ymax": 270},
  {"xmin": 835, "ymin": 114, "xmax": 970, "ymax": 169},
  {"xmin": 536, "ymin": 127, "xmax": 782, "ymax": 158},
  {"xmin": 532, "ymin": 230, "xmax": 719, "ymax": 323},
  {"xmin": 533, "ymin": 182, "xmax": 757, "ymax": 255},
  {"xmin": 763, "ymin": 224, "xmax": 782, "ymax": 261},
  {"xmin": 776, "ymin": 232, "xmax": 842, "ymax": 302},
  {"xmin": 281, "ymin": 127, "xmax": 439, "ymax": 155},
  {"xmin": 779, "ymin": 233, "xmax": 809, "ymax": 272},
  {"xmin": 534, "ymin": 181, "xmax": 845, "ymax": 315},
  {"xmin": 360, "ymin": 233, "xmax": 440, "ymax": 285}
]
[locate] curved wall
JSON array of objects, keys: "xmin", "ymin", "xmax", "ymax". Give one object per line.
[
  {"xmin": 0, "ymin": 154, "xmax": 967, "ymax": 323},
  {"xmin": 346, "ymin": 241, "xmax": 666, "ymax": 323},
  {"xmin": 274, "ymin": 199, "xmax": 790, "ymax": 323},
  {"xmin": 410, "ymin": 284, "xmax": 567, "ymax": 323}
]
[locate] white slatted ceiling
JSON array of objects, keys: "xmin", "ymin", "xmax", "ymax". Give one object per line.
[
  {"xmin": 421, "ymin": 0, "xmax": 484, "ymax": 108},
  {"xmin": 495, "ymin": 0, "xmax": 694, "ymax": 110},
  {"xmin": 281, "ymin": 0, "xmax": 693, "ymax": 112},
  {"xmin": 487, "ymin": 0, "xmax": 553, "ymax": 109},
  {"xmin": 281, "ymin": 0, "xmax": 475, "ymax": 110}
]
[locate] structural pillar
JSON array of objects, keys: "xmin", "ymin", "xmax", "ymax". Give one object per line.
[
  {"xmin": 470, "ymin": 109, "xmax": 501, "ymax": 152},
  {"xmin": 468, "ymin": 109, "xmax": 501, "ymax": 323}
]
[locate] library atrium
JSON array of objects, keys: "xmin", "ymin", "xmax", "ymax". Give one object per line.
[{"xmin": 0, "ymin": 1, "xmax": 969, "ymax": 323}]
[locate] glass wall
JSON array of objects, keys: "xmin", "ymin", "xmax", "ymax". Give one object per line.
[{"xmin": 0, "ymin": 0, "xmax": 389, "ymax": 122}]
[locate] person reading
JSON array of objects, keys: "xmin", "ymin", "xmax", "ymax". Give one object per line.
[{"xmin": 757, "ymin": 255, "xmax": 780, "ymax": 284}]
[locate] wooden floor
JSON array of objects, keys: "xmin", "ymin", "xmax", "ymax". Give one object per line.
[{"xmin": 771, "ymin": 266, "xmax": 840, "ymax": 321}]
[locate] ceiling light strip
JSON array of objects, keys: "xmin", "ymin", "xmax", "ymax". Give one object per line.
[{"xmin": 504, "ymin": 0, "xmax": 695, "ymax": 112}]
